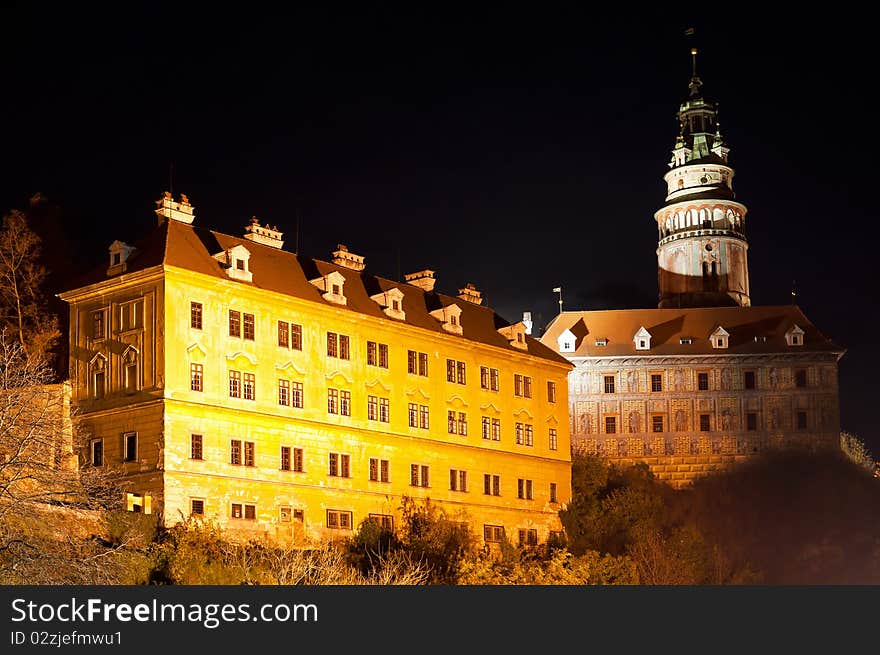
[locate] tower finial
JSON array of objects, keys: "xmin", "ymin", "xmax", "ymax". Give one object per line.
[{"xmin": 691, "ymin": 47, "xmax": 698, "ymax": 77}]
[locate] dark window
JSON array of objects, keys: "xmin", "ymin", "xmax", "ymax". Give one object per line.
[
  {"xmin": 698, "ymin": 372, "xmax": 709, "ymax": 391},
  {"xmin": 278, "ymin": 321, "xmax": 289, "ymax": 347},
  {"xmin": 243, "ymin": 372, "xmax": 255, "ymax": 400},
  {"xmin": 91, "ymin": 440, "xmax": 103, "ymax": 467},
  {"xmin": 229, "ymin": 310, "xmax": 241, "ymax": 337},
  {"xmin": 290, "ymin": 324, "xmax": 302, "ymax": 350},
  {"xmin": 418, "ymin": 352, "xmax": 428, "ymax": 377},
  {"xmin": 291, "ymin": 381, "xmax": 303, "ymax": 408},
  {"xmin": 548, "ymin": 380, "xmax": 557, "ymax": 403},
  {"xmin": 699, "ymin": 414, "xmax": 710, "ymax": 431},
  {"xmin": 457, "ymin": 361, "xmax": 466, "ymax": 385},
  {"xmin": 293, "ymin": 447, "xmax": 303, "ymax": 472},
  {"xmin": 795, "ymin": 369, "xmax": 807, "ymax": 388},
  {"xmin": 190, "ymin": 302, "xmax": 203, "ymax": 330},
  {"xmin": 797, "ymin": 411, "xmax": 808, "ymax": 430},
  {"xmin": 230, "ymin": 439, "xmax": 242, "ymax": 465},
  {"xmin": 244, "ymin": 504, "xmax": 256, "ymax": 520},
  {"xmin": 407, "ymin": 350, "xmax": 417, "ymax": 374},
  {"xmin": 244, "ymin": 441, "xmax": 254, "ymax": 467},
  {"xmin": 746, "ymin": 413, "xmax": 758, "ymax": 431},
  {"xmin": 190, "ymin": 434, "xmax": 203, "ymax": 460},
  {"xmin": 327, "ymin": 332, "xmax": 338, "ymax": 357},
  {"xmin": 651, "ymin": 374, "xmax": 663, "ymax": 392},
  {"xmin": 744, "ymin": 371, "xmax": 756, "ymax": 390},
  {"xmin": 484, "ymin": 525, "xmax": 504, "ymax": 543},
  {"xmin": 368, "ymin": 341, "xmax": 378, "ymax": 366},
  {"xmin": 652, "ymin": 415, "xmax": 664, "ymax": 433},
  {"xmin": 190, "ymin": 364, "xmax": 203, "ymax": 392},
  {"xmin": 94, "ymin": 371, "xmax": 106, "ymax": 400},
  {"xmin": 191, "ymin": 499, "xmax": 204, "ymax": 515},
  {"xmin": 605, "ymin": 416, "xmax": 617, "ymax": 434},
  {"xmin": 281, "ymin": 446, "xmax": 291, "ymax": 471},
  {"xmin": 92, "ymin": 310, "xmax": 105, "ymax": 340},
  {"xmin": 604, "ymin": 376, "xmax": 615, "ymax": 394},
  {"xmin": 243, "ymin": 313, "xmax": 255, "ymax": 340},
  {"xmin": 339, "ymin": 335, "xmax": 350, "ymax": 360},
  {"xmin": 550, "ymin": 482, "xmax": 558, "ymax": 503},
  {"xmin": 124, "ymin": 432, "xmax": 137, "ymax": 462}
]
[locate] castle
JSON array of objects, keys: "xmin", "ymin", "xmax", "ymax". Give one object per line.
[
  {"xmin": 539, "ymin": 51, "xmax": 845, "ymax": 486},
  {"xmin": 58, "ymin": 198, "xmax": 572, "ymax": 544}
]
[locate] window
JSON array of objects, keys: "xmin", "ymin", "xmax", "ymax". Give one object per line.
[
  {"xmin": 327, "ymin": 332, "xmax": 338, "ymax": 357},
  {"xmin": 379, "ymin": 397, "xmax": 390, "ymax": 423},
  {"xmin": 409, "ymin": 403, "xmax": 418, "ymax": 428},
  {"xmin": 491, "ymin": 418, "xmax": 501, "ymax": 441},
  {"xmin": 410, "ymin": 464, "xmax": 430, "ymax": 487},
  {"xmin": 190, "ymin": 363, "xmax": 203, "ymax": 392},
  {"xmin": 524, "ymin": 424, "xmax": 533, "ymax": 446},
  {"xmin": 517, "ymin": 478, "xmax": 534, "ymax": 500},
  {"xmin": 280, "ymin": 506, "xmax": 292, "ymax": 523},
  {"xmin": 484, "ymin": 525, "xmax": 504, "ymax": 543},
  {"xmin": 229, "ymin": 310, "xmax": 241, "ymax": 337},
  {"xmin": 231, "ymin": 503, "xmax": 256, "ymax": 520},
  {"xmin": 244, "ymin": 441, "xmax": 255, "ymax": 466},
  {"xmin": 243, "ymin": 313, "xmax": 255, "ymax": 340},
  {"xmin": 328, "ymin": 388, "xmax": 339, "ymax": 414},
  {"xmin": 290, "ymin": 323, "xmax": 302, "ymax": 350},
  {"xmin": 339, "ymin": 335, "xmax": 350, "ymax": 360},
  {"xmin": 450, "ymin": 469, "xmax": 468, "ymax": 492},
  {"xmin": 795, "ymin": 369, "xmax": 807, "ymax": 388},
  {"xmin": 190, "ymin": 434, "xmax": 203, "ymax": 460},
  {"xmin": 243, "ymin": 372, "xmax": 255, "ymax": 401},
  {"xmin": 481, "ymin": 366, "xmax": 500, "ymax": 391},
  {"xmin": 651, "ymin": 374, "xmax": 663, "ymax": 392},
  {"xmin": 118, "ymin": 301, "xmax": 142, "ymax": 332},
  {"xmin": 291, "ymin": 381, "xmax": 303, "ymax": 408},
  {"xmin": 326, "ymin": 510, "xmax": 352, "ymax": 530},
  {"xmin": 368, "ymin": 395, "xmax": 379, "ymax": 421},
  {"xmin": 605, "ymin": 416, "xmax": 617, "ymax": 434},
  {"xmin": 279, "ymin": 379, "xmax": 290, "ymax": 406},
  {"xmin": 680, "ymin": 337, "xmax": 693, "ymax": 345},
  {"xmin": 293, "ymin": 509, "xmax": 305, "ymax": 522},
  {"xmin": 483, "ymin": 473, "xmax": 501, "ymax": 496},
  {"xmin": 746, "ymin": 413, "xmax": 758, "ymax": 431},
  {"xmin": 369, "ymin": 458, "xmax": 390, "ymax": 482},
  {"xmin": 481, "ymin": 416, "xmax": 491, "ymax": 440},
  {"xmin": 744, "ymin": 371, "xmax": 756, "ymax": 390},
  {"xmin": 293, "ymin": 447, "xmax": 303, "ymax": 472},
  {"xmin": 230, "ymin": 440, "xmax": 242, "ymax": 465},
  {"xmin": 604, "ymin": 375, "xmax": 615, "ymax": 394},
  {"xmin": 190, "ymin": 302, "xmax": 203, "ymax": 330},
  {"xmin": 278, "ymin": 321, "xmax": 289, "ymax": 347},
  {"xmin": 91, "ymin": 439, "xmax": 103, "ymax": 467},
  {"xmin": 489, "ymin": 368, "xmax": 499, "ymax": 391},
  {"xmin": 550, "ymin": 482, "xmax": 558, "ymax": 503},
  {"xmin": 547, "ymin": 380, "xmax": 557, "ymax": 403},
  {"xmin": 328, "ymin": 452, "xmax": 350, "ymax": 478},
  {"xmin": 446, "ymin": 359, "xmax": 466, "ymax": 384},
  {"xmin": 514, "ymin": 374, "xmax": 522, "ymax": 396},
  {"xmin": 368, "ymin": 514, "xmax": 394, "ymax": 531},
  {"xmin": 408, "ymin": 350, "xmax": 417, "ymax": 374},
  {"xmin": 92, "ymin": 310, "xmax": 106, "ymax": 340},
  {"xmin": 229, "ymin": 370, "xmax": 241, "ymax": 398},
  {"xmin": 523, "ymin": 376, "xmax": 532, "ymax": 398},
  {"xmin": 124, "ymin": 356, "xmax": 138, "ymax": 394},
  {"xmin": 516, "ymin": 422, "xmax": 523, "ymax": 444},
  {"xmin": 519, "ymin": 529, "xmax": 538, "ymax": 547},
  {"xmin": 419, "ymin": 405, "xmax": 429, "ymax": 429},
  {"xmin": 378, "ymin": 343, "xmax": 388, "ymax": 368},
  {"xmin": 457, "ymin": 412, "xmax": 467, "ymax": 436},
  {"xmin": 549, "ymin": 428, "xmax": 558, "ymax": 451},
  {"xmin": 797, "ymin": 411, "xmax": 808, "ymax": 430},
  {"xmin": 699, "ymin": 414, "xmax": 710, "ymax": 432},
  {"xmin": 93, "ymin": 371, "xmax": 106, "ymax": 400},
  {"xmin": 281, "ymin": 446, "xmax": 291, "ymax": 471},
  {"xmin": 698, "ymin": 372, "xmax": 709, "ymax": 391},
  {"xmin": 190, "ymin": 499, "xmax": 205, "ymax": 516},
  {"xmin": 652, "ymin": 415, "xmax": 664, "ymax": 433},
  {"xmin": 340, "ymin": 390, "xmax": 351, "ymax": 416},
  {"xmin": 419, "ymin": 352, "xmax": 428, "ymax": 376},
  {"xmin": 446, "ymin": 410, "xmax": 469, "ymax": 436},
  {"xmin": 124, "ymin": 432, "xmax": 137, "ymax": 462},
  {"xmin": 367, "ymin": 341, "xmax": 378, "ymax": 366},
  {"xmin": 448, "ymin": 410, "xmax": 457, "ymax": 434}
]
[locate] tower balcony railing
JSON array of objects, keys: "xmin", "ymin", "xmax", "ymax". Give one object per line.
[{"xmin": 658, "ymin": 226, "xmax": 745, "ymax": 246}]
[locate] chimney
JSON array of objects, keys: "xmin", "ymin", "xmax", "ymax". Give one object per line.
[
  {"xmin": 331, "ymin": 244, "xmax": 366, "ymax": 271},
  {"xmin": 457, "ymin": 283, "xmax": 483, "ymax": 305},
  {"xmin": 244, "ymin": 216, "xmax": 284, "ymax": 249},
  {"xmin": 522, "ymin": 311, "xmax": 533, "ymax": 335},
  {"xmin": 404, "ymin": 269, "xmax": 436, "ymax": 292},
  {"xmin": 155, "ymin": 191, "xmax": 195, "ymax": 225}
]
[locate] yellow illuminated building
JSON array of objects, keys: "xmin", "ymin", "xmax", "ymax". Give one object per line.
[{"xmin": 58, "ymin": 193, "xmax": 572, "ymax": 545}]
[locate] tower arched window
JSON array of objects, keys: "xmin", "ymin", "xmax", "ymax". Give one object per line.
[{"xmin": 123, "ymin": 347, "xmax": 139, "ymax": 393}]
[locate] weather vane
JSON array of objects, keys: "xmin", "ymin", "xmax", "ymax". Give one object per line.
[{"xmin": 553, "ymin": 287, "xmax": 563, "ymax": 313}]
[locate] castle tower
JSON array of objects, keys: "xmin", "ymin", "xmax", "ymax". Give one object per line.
[{"xmin": 655, "ymin": 49, "xmax": 750, "ymax": 308}]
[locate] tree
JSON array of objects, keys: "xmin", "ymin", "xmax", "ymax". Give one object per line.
[
  {"xmin": 0, "ymin": 204, "xmax": 60, "ymax": 365},
  {"xmin": 0, "ymin": 330, "xmax": 134, "ymax": 583},
  {"xmin": 840, "ymin": 431, "xmax": 876, "ymax": 473}
]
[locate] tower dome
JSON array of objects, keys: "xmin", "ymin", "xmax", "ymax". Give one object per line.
[{"xmin": 655, "ymin": 48, "xmax": 750, "ymax": 309}]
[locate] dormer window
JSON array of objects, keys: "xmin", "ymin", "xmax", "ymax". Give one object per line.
[
  {"xmin": 754, "ymin": 335, "xmax": 767, "ymax": 343},
  {"xmin": 498, "ymin": 322, "xmax": 528, "ymax": 351},
  {"xmin": 107, "ymin": 240, "xmax": 136, "ymax": 276},
  {"xmin": 214, "ymin": 244, "xmax": 253, "ymax": 282},
  {"xmin": 633, "ymin": 326, "xmax": 652, "ymax": 351},
  {"xmin": 310, "ymin": 270, "xmax": 347, "ymax": 306},
  {"xmin": 710, "ymin": 326, "xmax": 730, "ymax": 349},
  {"xmin": 785, "ymin": 324, "xmax": 805, "ymax": 347},
  {"xmin": 557, "ymin": 328, "xmax": 576, "ymax": 354},
  {"xmin": 429, "ymin": 303, "xmax": 462, "ymax": 335},
  {"xmin": 595, "ymin": 338, "xmax": 607, "ymax": 347},
  {"xmin": 680, "ymin": 337, "xmax": 693, "ymax": 345},
  {"xmin": 371, "ymin": 287, "xmax": 406, "ymax": 321}
]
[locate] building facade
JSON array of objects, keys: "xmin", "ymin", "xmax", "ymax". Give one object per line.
[
  {"xmin": 59, "ymin": 195, "xmax": 572, "ymax": 545},
  {"xmin": 539, "ymin": 55, "xmax": 844, "ymax": 486}
]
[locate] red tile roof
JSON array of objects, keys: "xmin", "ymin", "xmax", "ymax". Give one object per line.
[{"xmin": 540, "ymin": 306, "xmax": 844, "ymax": 358}]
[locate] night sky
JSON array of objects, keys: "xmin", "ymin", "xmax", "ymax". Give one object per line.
[{"xmin": 2, "ymin": 7, "xmax": 876, "ymax": 453}]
